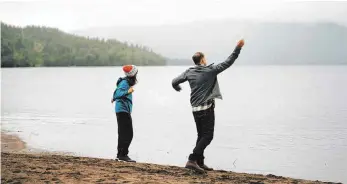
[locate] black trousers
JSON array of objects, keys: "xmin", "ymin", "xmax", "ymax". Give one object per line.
[
  {"xmin": 116, "ymin": 112, "xmax": 133, "ymax": 157},
  {"xmin": 188, "ymin": 106, "xmax": 215, "ymax": 164}
]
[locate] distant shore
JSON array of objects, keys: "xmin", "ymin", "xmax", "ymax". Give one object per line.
[{"xmin": 1, "ymin": 132, "xmax": 341, "ymax": 184}]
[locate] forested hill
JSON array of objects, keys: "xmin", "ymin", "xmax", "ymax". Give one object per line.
[{"xmin": 1, "ymin": 22, "xmax": 166, "ymax": 67}]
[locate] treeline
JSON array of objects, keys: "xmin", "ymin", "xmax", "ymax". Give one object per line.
[{"xmin": 1, "ymin": 22, "xmax": 166, "ymax": 67}]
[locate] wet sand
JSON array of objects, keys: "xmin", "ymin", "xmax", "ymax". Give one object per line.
[
  {"xmin": 1, "ymin": 133, "xmax": 341, "ymax": 184},
  {"xmin": 1, "ymin": 133, "xmax": 26, "ymax": 152}
]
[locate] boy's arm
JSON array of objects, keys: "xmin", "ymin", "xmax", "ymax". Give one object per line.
[{"xmin": 113, "ymin": 81, "xmax": 130, "ymax": 100}]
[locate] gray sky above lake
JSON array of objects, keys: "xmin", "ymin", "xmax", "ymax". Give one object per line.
[{"xmin": 1, "ymin": 0, "xmax": 347, "ymax": 31}]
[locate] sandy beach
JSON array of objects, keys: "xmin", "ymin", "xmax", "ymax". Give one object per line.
[
  {"xmin": 1, "ymin": 132, "xmax": 342, "ymax": 184},
  {"xmin": 1, "ymin": 133, "xmax": 26, "ymax": 152}
]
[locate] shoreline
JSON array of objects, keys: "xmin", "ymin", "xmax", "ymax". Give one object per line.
[
  {"xmin": 1, "ymin": 131, "xmax": 74, "ymax": 156},
  {"xmin": 1, "ymin": 132, "xmax": 342, "ymax": 184},
  {"xmin": 1, "ymin": 132, "xmax": 26, "ymax": 152}
]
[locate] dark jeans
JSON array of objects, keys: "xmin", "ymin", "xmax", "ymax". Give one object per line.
[
  {"xmin": 188, "ymin": 106, "xmax": 215, "ymax": 164},
  {"xmin": 116, "ymin": 112, "xmax": 133, "ymax": 157}
]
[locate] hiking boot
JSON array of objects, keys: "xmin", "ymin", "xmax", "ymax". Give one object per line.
[
  {"xmin": 197, "ymin": 159, "xmax": 213, "ymax": 171},
  {"xmin": 117, "ymin": 155, "xmax": 136, "ymax": 163},
  {"xmin": 199, "ymin": 164, "xmax": 213, "ymax": 171},
  {"xmin": 185, "ymin": 160, "xmax": 205, "ymax": 173}
]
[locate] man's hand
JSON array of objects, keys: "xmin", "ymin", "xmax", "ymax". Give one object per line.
[
  {"xmin": 111, "ymin": 98, "xmax": 115, "ymax": 103},
  {"xmin": 173, "ymin": 85, "xmax": 182, "ymax": 92},
  {"xmin": 128, "ymin": 87, "xmax": 134, "ymax": 94},
  {"xmin": 237, "ymin": 39, "xmax": 245, "ymax": 48}
]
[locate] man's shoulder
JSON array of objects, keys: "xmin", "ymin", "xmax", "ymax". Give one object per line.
[
  {"xmin": 183, "ymin": 63, "xmax": 216, "ymax": 74},
  {"xmin": 182, "ymin": 66, "xmax": 195, "ymax": 73},
  {"xmin": 190, "ymin": 64, "xmax": 215, "ymax": 71}
]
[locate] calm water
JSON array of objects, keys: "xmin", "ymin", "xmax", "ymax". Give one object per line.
[{"xmin": 1, "ymin": 66, "xmax": 347, "ymax": 183}]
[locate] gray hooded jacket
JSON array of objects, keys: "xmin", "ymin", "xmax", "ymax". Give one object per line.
[{"xmin": 172, "ymin": 46, "xmax": 242, "ymax": 107}]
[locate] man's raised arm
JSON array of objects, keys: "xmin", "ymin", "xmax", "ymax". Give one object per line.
[{"xmin": 212, "ymin": 39, "xmax": 245, "ymax": 74}]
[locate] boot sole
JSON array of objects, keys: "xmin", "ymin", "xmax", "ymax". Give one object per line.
[
  {"xmin": 115, "ymin": 158, "xmax": 136, "ymax": 163},
  {"xmin": 185, "ymin": 165, "xmax": 206, "ymax": 174},
  {"xmin": 200, "ymin": 166, "xmax": 213, "ymax": 171}
]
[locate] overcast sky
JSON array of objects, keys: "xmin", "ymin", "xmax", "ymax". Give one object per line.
[{"xmin": 1, "ymin": 0, "xmax": 347, "ymax": 31}]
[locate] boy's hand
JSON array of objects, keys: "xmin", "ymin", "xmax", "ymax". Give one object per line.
[
  {"xmin": 237, "ymin": 39, "xmax": 245, "ymax": 48},
  {"xmin": 128, "ymin": 87, "xmax": 134, "ymax": 94}
]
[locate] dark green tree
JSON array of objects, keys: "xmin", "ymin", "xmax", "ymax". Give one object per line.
[{"xmin": 1, "ymin": 22, "xmax": 166, "ymax": 67}]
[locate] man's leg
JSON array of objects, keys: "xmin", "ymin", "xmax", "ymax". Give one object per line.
[
  {"xmin": 195, "ymin": 114, "xmax": 203, "ymax": 149},
  {"xmin": 190, "ymin": 108, "xmax": 214, "ymax": 160},
  {"xmin": 188, "ymin": 110, "xmax": 206, "ymax": 162},
  {"xmin": 186, "ymin": 107, "xmax": 214, "ymax": 172},
  {"xmin": 197, "ymin": 107, "xmax": 215, "ymax": 170},
  {"xmin": 185, "ymin": 110, "xmax": 207, "ymax": 172}
]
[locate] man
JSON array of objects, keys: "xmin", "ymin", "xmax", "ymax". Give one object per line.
[{"xmin": 171, "ymin": 39, "xmax": 245, "ymax": 173}]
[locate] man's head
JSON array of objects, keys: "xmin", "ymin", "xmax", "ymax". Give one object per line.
[{"xmin": 192, "ymin": 52, "xmax": 207, "ymax": 66}]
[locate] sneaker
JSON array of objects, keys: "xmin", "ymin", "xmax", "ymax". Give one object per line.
[
  {"xmin": 199, "ymin": 164, "xmax": 213, "ymax": 171},
  {"xmin": 117, "ymin": 156, "xmax": 136, "ymax": 163},
  {"xmin": 185, "ymin": 160, "xmax": 205, "ymax": 173}
]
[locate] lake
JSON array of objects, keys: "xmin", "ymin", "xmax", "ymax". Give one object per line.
[{"xmin": 1, "ymin": 66, "xmax": 347, "ymax": 183}]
